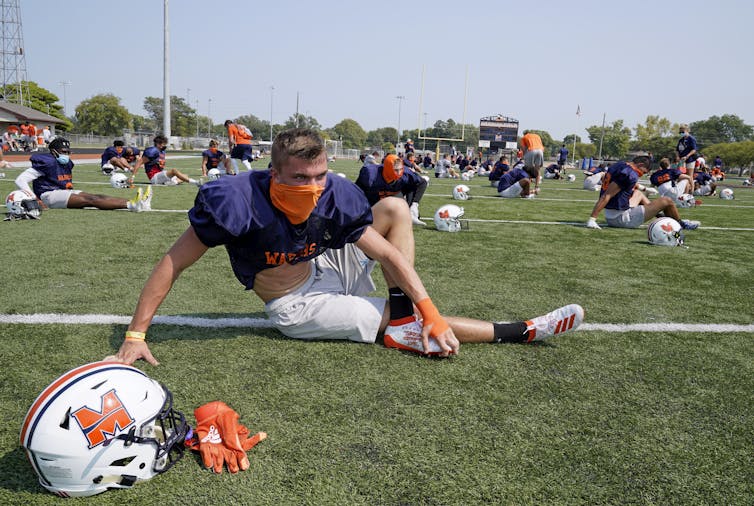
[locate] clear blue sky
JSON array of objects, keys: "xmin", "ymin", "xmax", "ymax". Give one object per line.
[{"xmin": 22, "ymin": 0, "xmax": 754, "ymax": 142}]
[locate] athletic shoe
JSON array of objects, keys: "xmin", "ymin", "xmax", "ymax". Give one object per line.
[
  {"xmin": 141, "ymin": 186, "xmax": 153, "ymax": 211},
  {"xmin": 524, "ymin": 304, "xmax": 584, "ymax": 342},
  {"xmin": 680, "ymin": 219, "xmax": 700, "ymax": 230},
  {"xmin": 384, "ymin": 316, "xmax": 443, "ymax": 355},
  {"xmin": 127, "ymin": 188, "xmax": 144, "ymax": 212},
  {"xmin": 524, "ymin": 193, "xmax": 536, "ymax": 199},
  {"xmin": 410, "ymin": 203, "xmax": 426, "ymax": 226},
  {"xmin": 194, "ymin": 178, "xmax": 204, "ymax": 187}
]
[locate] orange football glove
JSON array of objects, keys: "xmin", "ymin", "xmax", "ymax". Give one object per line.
[{"xmin": 189, "ymin": 401, "xmax": 267, "ymax": 474}]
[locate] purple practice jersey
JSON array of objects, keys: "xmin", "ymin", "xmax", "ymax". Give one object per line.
[
  {"xmin": 202, "ymin": 149, "xmax": 226, "ymax": 169},
  {"xmin": 650, "ymin": 167, "xmax": 683, "ymax": 187},
  {"xmin": 677, "ymin": 134, "xmax": 698, "ymax": 162},
  {"xmin": 100, "ymin": 146, "xmax": 122, "ymax": 165},
  {"xmin": 584, "ymin": 165, "xmax": 606, "ymax": 176},
  {"xmin": 29, "ymin": 152, "xmax": 74, "ymax": 197},
  {"xmin": 497, "ymin": 167, "xmax": 529, "ymax": 192},
  {"xmin": 694, "ymin": 171, "xmax": 712, "ymax": 185},
  {"xmin": 189, "ymin": 170, "xmax": 373, "ymax": 290},
  {"xmin": 488, "ymin": 162, "xmax": 509, "ymax": 181},
  {"xmin": 142, "ymin": 145, "xmax": 166, "ymax": 179},
  {"xmin": 355, "ymin": 164, "xmax": 425, "ymax": 206},
  {"xmin": 600, "ymin": 161, "xmax": 641, "ymax": 211}
]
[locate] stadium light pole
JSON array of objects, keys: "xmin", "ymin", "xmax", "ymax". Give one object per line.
[
  {"xmin": 422, "ymin": 112, "xmax": 428, "ymax": 151},
  {"xmin": 58, "ymin": 80, "xmax": 71, "ymax": 116},
  {"xmin": 269, "ymin": 85, "xmax": 274, "ymax": 141},
  {"xmin": 207, "ymin": 98, "xmax": 212, "ymax": 137},
  {"xmin": 195, "ymin": 99, "xmax": 199, "ymax": 137},
  {"xmin": 162, "ymin": 0, "xmax": 171, "ymax": 137},
  {"xmin": 597, "ymin": 112, "xmax": 606, "ymax": 161},
  {"xmin": 395, "ymin": 95, "xmax": 406, "ymax": 148}
]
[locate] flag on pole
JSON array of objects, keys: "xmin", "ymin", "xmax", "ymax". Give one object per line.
[{"xmin": 576, "ymin": 105, "xmax": 581, "ymax": 117}]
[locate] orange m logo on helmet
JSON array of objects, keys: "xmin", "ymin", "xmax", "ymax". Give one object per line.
[
  {"xmin": 439, "ymin": 209, "xmax": 450, "ymax": 218},
  {"xmin": 71, "ymin": 389, "xmax": 135, "ymax": 448},
  {"xmin": 661, "ymin": 222, "xmax": 674, "ymax": 232}
]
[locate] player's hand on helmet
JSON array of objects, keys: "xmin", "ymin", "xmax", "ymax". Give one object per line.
[
  {"xmin": 105, "ymin": 339, "xmax": 159, "ymax": 367},
  {"xmin": 422, "ymin": 322, "xmax": 460, "ymax": 357},
  {"xmin": 187, "ymin": 401, "xmax": 267, "ymax": 474},
  {"xmin": 586, "ymin": 217, "xmax": 601, "ymax": 229}
]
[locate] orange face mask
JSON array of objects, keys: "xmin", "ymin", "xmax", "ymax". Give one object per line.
[
  {"xmin": 269, "ymin": 177, "xmax": 324, "ymax": 225},
  {"xmin": 209, "ymin": 147, "xmax": 218, "ymax": 153},
  {"xmin": 382, "ymin": 154, "xmax": 404, "ymax": 183},
  {"xmin": 115, "ymin": 147, "xmax": 123, "ymax": 154}
]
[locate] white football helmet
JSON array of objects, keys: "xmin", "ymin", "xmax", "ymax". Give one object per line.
[
  {"xmin": 101, "ymin": 163, "xmax": 115, "ymax": 175},
  {"xmin": 676, "ymin": 193, "xmax": 696, "ymax": 208},
  {"xmin": 719, "ymin": 188, "xmax": 734, "ymax": 200},
  {"xmin": 647, "ymin": 217, "xmax": 684, "ymax": 247},
  {"xmin": 434, "ymin": 204, "xmax": 465, "ymax": 232},
  {"xmin": 567, "ymin": 174, "xmax": 576, "ymax": 182},
  {"xmin": 207, "ymin": 168, "xmax": 222, "ymax": 181},
  {"xmin": 6, "ymin": 189, "xmax": 41, "ymax": 219},
  {"xmin": 452, "ymin": 184, "xmax": 471, "ymax": 200},
  {"xmin": 110, "ymin": 173, "xmax": 130, "ymax": 189},
  {"xmin": 21, "ymin": 361, "xmax": 189, "ymax": 498}
]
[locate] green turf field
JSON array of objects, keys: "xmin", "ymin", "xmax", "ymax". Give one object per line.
[{"xmin": 1, "ymin": 155, "xmax": 752, "ymax": 504}]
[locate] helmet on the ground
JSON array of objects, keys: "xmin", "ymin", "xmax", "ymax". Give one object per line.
[
  {"xmin": 110, "ymin": 173, "xmax": 130, "ymax": 189},
  {"xmin": 101, "ymin": 163, "xmax": 115, "ymax": 175},
  {"xmin": 677, "ymin": 193, "xmax": 696, "ymax": 208},
  {"xmin": 567, "ymin": 174, "xmax": 576, "ymax": 182},
  {"xmin": 207, "ymin": 168, "xmax": 222, "ymax": 181},
  {"xmin": 20, "ymin": 361, "xmax": 189, "ymax": 497},
  {"xmin": 719, "ymin": 188, "xmax": 734, "ymax": 200},
  {"xmin": 6, "ymin": 189, "xmax": 41, "ymax": 219},
  {"xmin": 647, "ymin": 217, "xmax": 684, "ymax": 247},
  {"xmin": 434, "ymin": 204, "xmax": 465, "ymax": 232},
  {"xmin": 452, "ymin": 184, "xmax": 471, "ymax": 200}
]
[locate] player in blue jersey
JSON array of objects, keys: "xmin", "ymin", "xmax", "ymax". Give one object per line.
[
  {"xmin": 131, "ymin": 135, "xmax": 201, "ymax": 187},
  {"xmin": 586, "ymin": 156, "xmax": 699, "ymax": 230},
  {"xmin": 100, "ymin": 140, "xmax": 135, "ymax": 175},
  {"xmin": 650, "ymin": 157, "xmax": 694, "ymax": 203},
  {"xmin": 693, "ymin": 169, "xmax": 716, "ymax": 196},
  {"xmin": 677, "ymin": 124, "xmax": 698, "ymax": 178},
  {"xmin": 488, "ymin": 156, "xmax": 510, "ymax": 186},
  {"xmin": 557, "ymin": 144, "xmax": 569, "ymax": 174},
  {"xmin": 201, "ymin": 139, "xmax": 234, "ymax": 177},
  {"xmin": 109, "ymin": 128, "xmax": 583, "ymax": 365},
  {"xmin": 355, "ymin": 153, "xmax": 428, "ymax": 226},
  {"xmin": 583, "ymin": 163, "xmax": 607, "ymax": 191},
  {"xmin": 14, "ymin": 137, "xmax": 152, "ymax": 212},
  {"xmin": 497, "ymin": 165, "xmax": 536, "ymax": 198}
]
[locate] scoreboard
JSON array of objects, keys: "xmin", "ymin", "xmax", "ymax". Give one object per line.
[{"xmin": 479, "ymin": 115, "xmax": 519, "ymax": 152}]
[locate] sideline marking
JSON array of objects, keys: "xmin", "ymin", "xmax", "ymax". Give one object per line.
[{"xmin": 0, "ymin": 314, "xmax": 751, "ymax": 333}]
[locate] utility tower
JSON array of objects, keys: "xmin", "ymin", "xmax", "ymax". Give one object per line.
[{"xmin": 0, "ymin": 0, "xmax": 30, "ymax": 106}]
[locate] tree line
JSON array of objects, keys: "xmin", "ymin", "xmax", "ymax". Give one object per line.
[{"xmin": 6, "ymin": 81, "xmax": 754, "ymax": 167}]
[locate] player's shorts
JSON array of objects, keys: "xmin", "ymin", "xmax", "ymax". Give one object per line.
[
  {"xmin": 498, "ymin": 181, "xmax": 524, "ymax": 198},
  {"xmin": 558, "ymin": 159, "xmax": 566, "ymax": 167},
  {"xmin": 40, "ymin": 189, "xmax": 82, "ymax": 209},
  {"xmin": 685, "ymin": 161, "xmax": 697, "ymax": 171},
  {"xmin": 264, "ymin": 243, "xmax": 385, "ymax": 343},
  {"xmin": 524, "ymin": 149, "xmax": 544, "ymax": 170},
  {"xmin": 693, "ymin": 184, "xmax": 713, "ymax": 196},
  {"xmin": 583, "ymin": 173, "xmax": 604, "ymax": 191},
  {"xmin": 150, "ymin": 170, "xmax": 180, "ymax": 185},
  {"xmin": 657, "ymin": 180, "xmax": 688, "ymax": 199},
  {"xmin": 231, "ymin": 144, "xmax": 254, "ymax": 162},
  {"xmin": 604, "ymin": 206, "xmax": 645, "ymax": 228},
  {"xmin": 543, "ymin": 171, "xmax": 559, "ymax": 179}
]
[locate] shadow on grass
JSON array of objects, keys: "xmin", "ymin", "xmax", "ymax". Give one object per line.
[{"xmin": 0, "ymin": 447, "xmax": 46, "ymax": 495}]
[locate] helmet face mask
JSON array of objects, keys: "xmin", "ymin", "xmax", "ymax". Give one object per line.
[
  {"xmin": 434, "ymin": 204, "xmax": 465, "ymax": 232},
  {"xmin": 452, "ymin": 184, "xmax": 471, "ymax": 201},
  {"xmin": 647, "ymin": 217, "xmax": 684, "ymax": 247},
  {"xmin": 110, "ymin": 173, "xmax": 130, "ymax": 188},
  {"xmin": 20, "ymin": 362, "xmax": 189, "ymax": 497},
  {"xmin": 208, "ymin": 168, "xmax": 222, "ymax": 181},
  {"xmin": 6, "ymin": 190, "xmax": 41, "ymax": 219}
]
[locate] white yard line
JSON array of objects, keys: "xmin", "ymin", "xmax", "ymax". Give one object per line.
[{"xmin": 0, "ymin": 313, "xmax": 751, "ymax": 333}]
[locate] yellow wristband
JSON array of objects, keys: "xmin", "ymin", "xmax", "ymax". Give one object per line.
[{"xmin": 125, "ymin": 331, "xmax": 146, "ymax": 342}]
